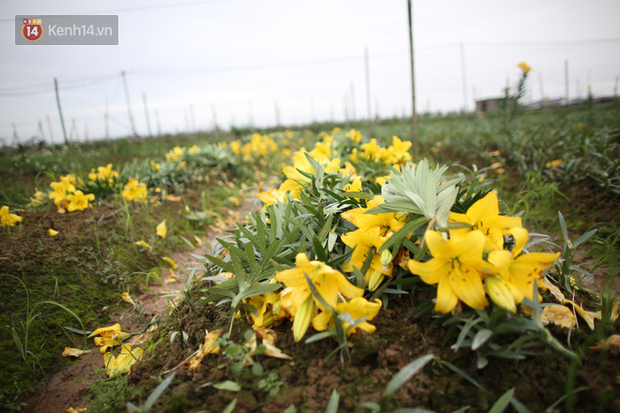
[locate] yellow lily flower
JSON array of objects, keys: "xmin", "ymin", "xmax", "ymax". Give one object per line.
[
  {"xmin": 244, "ymin": 292, "xmax": 284, "ymax": 328},
  {"xmin": 48, "ymin": 228, "xmax": 59, "ymax": 237},
  {"xmin": 88, "ymin": 323, "xmax": 122, "ymax": 338},
  {"xmin": 67, "ymin": 190, "xmax": 95, "ymax": 212},
  {"xmin": 103, "ymin": 345, "xmax": 144, "ymax": 377},
  {"xmin": 122, "ymin": 178, "xmax": 147, "ymax": 202},
  {"xmin": 408, "ymin": 230, "xmax": 494, "ymax": 313},
  {"xmin": 312, "ymin": 297, "xmax": 382, "ymax": 336},
  {"xmin": 449, "ymin": 191, "xmax": 522, "ymax": 252},
  {"xmin": 276, "ymin": 253, "xmax": 363, "ymax": 341},
  {"xmin": 518, "ymin": 61, "xmax": 532, "ymax": 73},
  {"xmin": 156, "ymin": 219, "xmax": 167, "ymax": 238},
  {"xmin": 257, "ymin": 188, "xmax": 288, "ymax": 207},
  {"xmin": 89, "ymin": 163, "xmax": 118, "ymax": 182},
  {"xmin": 0, "ymin": 205, "xmax": 23, "ymax": 227},
  {"xmin": 487, "ymin": 227, "xmax": 560, "ymax": 304},
  {"xmin": 342, "ymin": 176, "xmax": 362, "ymax": 194},
  {"xmin": 90, "ymin": 323, "xmax": 131, "ymax": 353}
]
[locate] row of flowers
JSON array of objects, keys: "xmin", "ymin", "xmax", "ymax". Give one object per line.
[{"xmin": 202, "ymin": 128, "xmax": 583, "ymax": 354}]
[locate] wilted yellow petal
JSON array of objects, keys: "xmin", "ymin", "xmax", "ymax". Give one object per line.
[
  {"xmin": 121, "ymin": 292, "xmax": 136, "ymax": 307},
  {"xmin": 64, "ymin": 408, "xmax": 87, "ymax": 413},
  {"xmin": 165, "ymin": 269, "xmax": 179, "ymax": 284},
  {"xmin": 134, "ymin": 240, "xmax": 152, "ymax": 251},
  {"xmin": 49, "ymin": 228, "xmax": 59, "ymax": 237},
  {"xmin": 187, "ymin": 330, "xmax": 221, "ymax": 370},
  {"xmin": 156, "ymin": 219, "xmax": 167, "ymax": 238},
  {"xmin": 104, "ymin": 345, "xmax": 144, "ymax": 377},
  {"xmin": 543, "ymin": 278, "xmax": 566, "ymax": 303},
  {"xmin": 562, "ymin": 299, "xmax": 600, "ymax": 330},
  {"xmin": 88, "ymin": 323, "xmax": 122, "ymax": 338},
  {"xmin": 161, "ymin": 256, "xmax": 178, "ymax": 269},
  {"xmin": 541, "ymin": 305, "xmax": 576, "ymax": 329},
  {"xmin": 62, "ymin": 347, "xmax": 91, "ymax": 358},
  {"xmin": 194, "ymin": 235, "xmax": 203, "ymax": 247}
]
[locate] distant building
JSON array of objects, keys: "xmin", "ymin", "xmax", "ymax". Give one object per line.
[{"xmin": 475, "ymin": 97, "xmax": 514, "ymax": 115}]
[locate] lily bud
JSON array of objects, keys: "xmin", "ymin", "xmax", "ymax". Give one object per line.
[
  {"xmin": 380, "ymin": 249, "xmax": 393, "ymax": 266},
  {"xmin": 293, "ymin": 296, "xmax": 314, "ymax": 342},
  {"xmin": 367, "ymin": 270, "xmax": 385, "ymax": 292},
  {"xmin": 394, "ymin": 211, "xmax": 409, "ymax": 222},
  {"xmin": 485, "ymin": 277, "xmax": 517, "ymax": 313}
]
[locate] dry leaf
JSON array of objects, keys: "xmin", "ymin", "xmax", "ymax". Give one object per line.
[{"xmin": 541, "ymin": 305, "xmax": 576, "ymax": 329}]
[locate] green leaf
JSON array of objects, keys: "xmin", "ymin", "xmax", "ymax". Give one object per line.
[
  {"xmin": 378, "ymin": 216, "xmax": 427, "ymax": 253},
  {"xmin": 384, "ymin": 354, "xmax": 434, "ymax": 397},
  {"xmin": 221, "ymin": 399, "xmax": 238, "ymax": 413},
  {"xmin": 343, "ymin": 191, "xmax": 373, "ymax": 200},
  {"xmin": 143, "ymin": 373, "xmax": 176, "ymax": 413},
  {"xmin": 325, "ymin": 389, "xmax": 340, "ymax": 413},
  {"xmin": 471, "ymin": 328, "xmax": 493, "ymax": 351},
  {"xmin": 282, "ymin": 405, "xmax": 298, "ymax": 413},
  {"xmin": 63, "ymin": 326, "xmax": 92, "ymax": 335},
  {"xmin": 305, "ymin": 331, "xmax": 333, "ymax": 344},
  {"xmin": 488, "ymin": 387, "xmax": 515, "ymax": 413},
  {"xmin": 439, "ymin": 360, "xmax": 482, "ymax": 389}
]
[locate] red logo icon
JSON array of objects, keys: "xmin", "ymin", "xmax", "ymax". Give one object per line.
[{"xmin": 22, "ymin": 18, "xmax": 43, "ymax": 42}]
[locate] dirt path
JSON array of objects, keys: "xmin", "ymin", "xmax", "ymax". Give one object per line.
[{"xmin": 22, "ymin": 194, "xmax": 260, "ymax": 413}]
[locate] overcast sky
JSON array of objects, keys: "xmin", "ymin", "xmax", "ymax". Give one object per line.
[{"xmin": 1, "ymin": 0, "xmax": 619, "ymax": 144}]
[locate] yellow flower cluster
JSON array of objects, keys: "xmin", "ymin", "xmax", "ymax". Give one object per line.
[
  {"xmin": 276, "ymin": 253, "xmax": 381, "ymax": 342},
  {"xmin": 88, "ymin": 163, "xmax": 118, "ymax": 185},
  {"xmin": 229, "ymin": 133, "xmax": 278, "ymax": 161},
  {"xmin": 352, "ymin": 136, "xmax": 412, "ymax": 166},
  {"xmin": 0, "ymin": 205, "xmax": 23, "ymax": 227},
  {"xmin": 87, "ymin": 323, "xmax": 142, "ymax": 377},
  {"xmin": 408, "ymin": 192, "xmax": 559, "ymax": 313},
  {"xmin": 122, "ymin": 178, "xmax": 147, "ymax": 202},
  {"xmin": 48, "ymin": 174, "xmax": 94, "ymax": 213},
  {"xmin": 341, "ymin": 196, "xmax": 407, "ymax": 291}
]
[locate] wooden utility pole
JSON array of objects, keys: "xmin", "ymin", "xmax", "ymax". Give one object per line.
[
  {"xmin": 365, "ymin": 47, "xmax": 372, "ymax": 136},
  {"xmin": 310, "ymin": 99, "xmax": 316, "ymax": 124},
  {"xmin": 54, "ymin": 77, "xmax": 69, "ymax": 145},
  {"xmin": 37, "ymin": 120, "xmax": 45, "ymax": 143},
  {"xmin": 274, "ymin": 100, "xmax": 281, "ymax": 127},
  {"xmin": 11, "ymin": 123, "xmax": 19, "ymax": 146},
  {"xmin": 350, "ymin": 82, "xmax": 356, "ymax": 121},
  {"xmin": 155, "ymin": 110, "xmax": 162, "ymax": 136},
  {"xmin": 211, "ymin": 105, "xmax": 218, "ymax": 131},
  {"xmin": 564, "ymin": 60, "xmax": 569, "ymax": 105},
  {"xmin": 70, "ymin": 118, "xmax": 78, "ymax": 142},
  {"xmin": 143, "ymin": 93, "xmax": 153, "ymax": 136},
  {"xmin": 121, "ymin": 71, "xmax": 138, "ymax": 137},
  {"xmin": 460, "ymin": 43, "xmax": 468, "ymax": 112},
  {"xmin": 407, "ymin": 0, "xmax": 419, "ymax": 158},
  {"xmin": 104, "ymin": 97, "xmax": 110, "ymax": 140},
  {"xmin": 189, "ymin": 104, "xmax": 197, "ymax": 132},
  {"xmin": 46, "ymin": 114, "xmax": 54, "ymax": 144},
  {"xmin": 248, "ymin": 101, "xmax": 254, "ymax": 129}
]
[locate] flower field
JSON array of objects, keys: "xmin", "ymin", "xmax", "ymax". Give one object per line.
[{"xmin": 0, "ymin": 104, "xmax": 619, "ymax": 412}]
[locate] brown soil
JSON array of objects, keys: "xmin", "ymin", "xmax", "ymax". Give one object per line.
[
  {"xmin": 126, "ymin": 296, "xmax": 619, "ymax": 413},
  {"xmin": 19, "ymin": 194, "xmax": 260, "ymax": 413}
]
